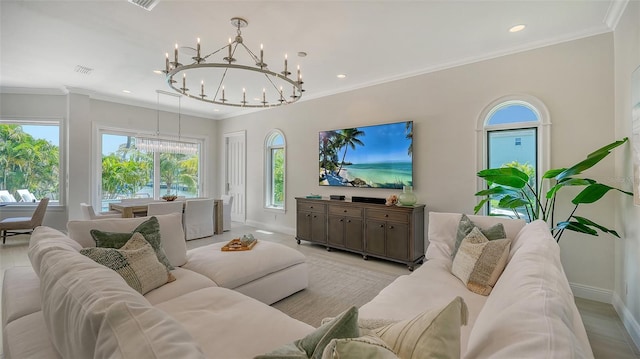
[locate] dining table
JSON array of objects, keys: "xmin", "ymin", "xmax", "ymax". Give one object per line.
[{"xmin": 109, "ymin": 198, "xmax": 224, "ymax": 234}]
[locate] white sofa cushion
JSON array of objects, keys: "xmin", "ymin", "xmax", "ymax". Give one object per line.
[
  {"xmin": 464, "ymin": 220, "xmax": 593, "ymax": 358},
  {"xmin": 156, "ymin": 287, "xmax": 315, "ymax": 358},
  {"xmin": 183, "ymin": 240, "xmax": 306, "ymax": 289},
  {"xmin": 359, "ymin": 258, "xmax": 487, "ymax": 355},
  {"xmin": 4, "ymin": 311, "xmax": 61, "ymax": 359},
  {"xmin": 28, "ymin": 226, "xmax": 204, "ymax": 358},
  {"xmin": 67, "ymin": 213, "xmax": 188, "ymax": 267},
  {"xmin": 144, "ymin": 267, "xmax": 217, "ymax": 305},
  {"xmin": 2, "ymin": 266, "xmax": 42, "ymax": 326},
  {"xmin": 426, "ymin": 212, "xmax": 525, "ymax": 261}
]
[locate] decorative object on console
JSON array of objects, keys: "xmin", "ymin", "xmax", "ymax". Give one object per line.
[
  {"xmin": 330, "ymin": 195, "xmax": 345, "ymax": 200},
  {"xmin": 161, "ymin": 17, "xmax": 303, "ymax": 108},
  {"xmin": 397, "ymin": 185, "xmax": 417, "ymax": 206},
  {"xmin": 475, "ymin": 137, "xmax": 631, "ymax": 241},
  {"xmin": 162, "ymin": 194, "xmax": 178, "ymax": 201},
  {"xmin": 319, "ymin": 121, "xmax": 413, "ymax": 189},
  {"xmin": 385, "ymin": 194, "xmax": 398, "ymax": 206}
]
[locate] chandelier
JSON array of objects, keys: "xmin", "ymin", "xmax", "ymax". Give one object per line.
[
  {"xmin": 162, "ymin": 17, "xmax": 304, "ymax": 108},
  {"xmin": 136, "ymin": 90, "xmax": 199, "ymax": 155}
]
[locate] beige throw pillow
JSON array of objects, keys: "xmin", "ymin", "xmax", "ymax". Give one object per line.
[
  {"xmin": 452, "ymin": 226, "xmax": 511, "ymax": 295},
  {"xmin": 371, "ymin": 296, "xmax": 468, "ymax": 359},
  {"xmin": 81, "ymin": 233, "xmax": 174, "ymax": 295}
]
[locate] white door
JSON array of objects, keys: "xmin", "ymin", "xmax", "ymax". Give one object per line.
[{"xmin": 224, "ymin": 131, "xmax": 246, "ymax": 223}]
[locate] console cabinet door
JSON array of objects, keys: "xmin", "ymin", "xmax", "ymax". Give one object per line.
[
  {"xmin": 365, "ymin": 219, "xmax": 386, "ymax": 256},
  {"xmin": 385, "ymin": 222, "xmax": 409, "ymax": 261},
  {"xmin": 327, "ymin": 215, "xmax": 345, "ymax": 247},
  {"xmin": 310, "ymin": 212, "xmax": 327, "ymax": 244},
  {"xmin": 344, "ymin": 218, "xmax": 363, "ymax": 251},
  {"xmin": 296, "ymin": 210, "xmax": 312, "ymax": 241}
]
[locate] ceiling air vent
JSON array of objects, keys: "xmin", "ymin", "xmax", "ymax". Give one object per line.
[
  {"xmin": 74, "ymin": 65, "xmax": 93, "ymax": 75},
  {"xmin": 127, "ymin": 0, "xmax": 159, "ymax": 11}
]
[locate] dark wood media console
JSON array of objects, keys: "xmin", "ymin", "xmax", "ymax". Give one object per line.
[{"xmin": 295, "ymin": 197, "xmax": 425, "ymax": 270}]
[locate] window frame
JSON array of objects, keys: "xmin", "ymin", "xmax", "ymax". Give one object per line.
[
  {"xmin": 476, "ymin": 94, "xmax": 551, "ymax": 215},
  {"xmin": 94, "ymin": 125, "xmax": 205, "ymax": 209},
  {"xmin": 0, "ymin": 117, "xmax": 65, "ymax": 208},
  {"xmin": 264, "ymin": 129, "xmax": 286, "ymax": 212}
]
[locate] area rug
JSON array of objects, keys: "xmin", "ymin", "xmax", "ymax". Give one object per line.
[{"xmin": 271, "ymin": 254, "xmax": 400, "ymax": 327}]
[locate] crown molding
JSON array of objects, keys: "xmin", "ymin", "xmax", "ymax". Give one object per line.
[
  {"xmin": 604, "ymin": 0, "xmax": 629, "ymax": 30},
  {"xmin": 0, "ymin": 86, "xmax": 68, "ymax": 95}
]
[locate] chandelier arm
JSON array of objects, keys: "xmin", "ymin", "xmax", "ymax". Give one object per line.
[
  {"xmin": 239, "ymin": 42, "xmax": 261, "ymax": 65},
  {"xmin": 202, "ymin": 44, "xmax": 231, "ymax": 61}
]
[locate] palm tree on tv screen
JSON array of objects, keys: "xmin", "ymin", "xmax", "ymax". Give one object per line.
[{"xmin": 337, "ymin": 128, "xmax": 365, "ymax": 174}]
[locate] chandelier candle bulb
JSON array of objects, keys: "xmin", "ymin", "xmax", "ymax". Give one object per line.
[
  {"xmin": 260, "ymin": 44, "xmax": 264, "ymax": 67},
  {"xmin": 196, "ymin": 38, "xmax": 201, "ymax": 59},
  {"xmin": 165, "ymin": 53, "xmax": 169, "ymax": 72},
  {"xmin": 284, "ymin": 54, "xmax": 288, "ymax": 75},
  {"xmin": 227, "ymin": 38, "xmax": 232, "ymax": 61},
  {"xmin": 174, "ymin": 44, "xmax": 178, "ymax": 64},
  {"xmin": 201, "ymin": 80, "xmax": 204, "ymax": 97}
]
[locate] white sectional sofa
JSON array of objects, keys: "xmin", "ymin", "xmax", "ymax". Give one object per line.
[
  {"xmin": 359, "ymin": 212, "xmax": 594, "ymax": 358},
  {"xmin": 2, "ymin": 211, "xmax": 594, "ymax": 358},
  {"xmin": 3, "ymin": 213, "xmax": 312, "ymax": 358}
]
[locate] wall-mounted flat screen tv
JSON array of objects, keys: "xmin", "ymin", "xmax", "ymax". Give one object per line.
[{"xmin": 319, "ymin": 121, "xmax": 413, "ymax": 189}]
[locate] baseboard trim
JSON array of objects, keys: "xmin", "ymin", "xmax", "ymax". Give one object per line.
[
  {"xmin": 570, "ymin": 282, "xmax": 613, "ymax": 303},
  {"xmin": 612, "ymin": 292, "xmax": 640, "ymax": 351},
  {"xmin": 245, "ymin": 220, "xmax": 296, "ymax": 236}
]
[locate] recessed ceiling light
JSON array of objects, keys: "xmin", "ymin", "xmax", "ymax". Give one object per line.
[
  {"xmin": 509, "ymin": 24, "xmax": 526, "ymax": 33},
  {"xmin": 122, "ymin": 90, "xmax": 131, "ymax": 94},
  {"xmin": 337, "ymin": 74, "xmax": 347, "ymax": 79},
  {"xmin": 213, "ymin": 109, "xmax": 220, "ymax": 112}
]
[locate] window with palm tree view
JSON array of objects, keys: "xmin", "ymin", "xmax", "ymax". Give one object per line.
[
  {"xmin": 265, "ymin": 130, "xmax": 285, "ymax": 210},
  {"xmin": 100, "ymin": 132, "xmax": 201, "ymax": 211},
  {"xmin": 0, "ymin": 122, "xmax": 60, "ymax": 204}
]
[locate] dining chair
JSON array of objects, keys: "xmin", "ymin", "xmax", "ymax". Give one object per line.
[
  {"xmin": 0, "ymin": 198, "xmax": 49, "ymax": 244},
  {"xmin": 0, "ymin": 190, "xmax": 17, "ymax": 203},
  {"xmin": 147, "ymin": 201, "xmax": 184, "ymax": 216},
  {"xmin": 221, "ymin": 195, "xmax": 233, "ymax": 231},
  {"xmin": 182, "ymin": 198, "xmax": 215, "ymax": 240},
  {"xmin": 80, "ymin": 203, "xmax": 122, "ymax": 220}
]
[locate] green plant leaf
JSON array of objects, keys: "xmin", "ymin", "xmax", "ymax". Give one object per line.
[
  {"xmin": 556, "ymin": 152, "xmax": 609, "ymax": 181},
  {"xmin": 546, "ymin": 178, "xmax": 596, "ymax": 199},
  {"xmin": 587, "ymin": 137, "xmax": 628, "ymax": 158},
  {"xmin": 572, "ymin": 216, "xmax": 621, "ymax": 238},
  {"xmin": 498, "ymin": 195, "xmax": 530, "ymax": 209},
  {"xmin": 477, "ymin": 168, "xmax": 528, "ymax": 189},
  {"xmin": 474, "ymin": 198, "xmax": 489, "ymax": 214},
  {"xmin": 475, "ymin": 186, "xmax": 519, "ymax": 197},
  {"xmin": 572, "ymin": 183, "xmax": 616, "ymax": 204},
  {"xmin": 543, "ymin": 168, "xmax": 566, "ymax": 179},
  {"xmin": 556, "ymin": 221, "xmax": 598, "ymax": 236},
  {"xmin": 556, "ymin": 138, "xmax": 628, "ymax": 181}
]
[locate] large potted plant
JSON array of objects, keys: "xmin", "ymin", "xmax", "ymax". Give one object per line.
[{"xmin": 474, "ymin": 137, "xmax": 632, "ymax": 242}]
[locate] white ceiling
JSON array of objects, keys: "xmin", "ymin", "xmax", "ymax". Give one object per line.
[{"xmin": 0, "ymin": 0, "xmax": 623, "ymax": 120}]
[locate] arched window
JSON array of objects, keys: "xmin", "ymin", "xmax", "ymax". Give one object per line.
[
  {"xmin": 477, "ymin": 95, "xmax": 550, "ymax": 217},
  {"xmin": 264, "ymin": 129, "xmax": 286, "ymax": 211}
]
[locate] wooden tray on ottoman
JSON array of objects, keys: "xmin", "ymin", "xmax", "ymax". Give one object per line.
[{"xmin": 221, "ymin": 238, "xmax": 258, "ymax": 251}]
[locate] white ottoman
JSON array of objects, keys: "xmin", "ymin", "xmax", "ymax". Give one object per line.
[{"xmin": 183, "ymin": 240, "xmax": 308, "ymax": 305}]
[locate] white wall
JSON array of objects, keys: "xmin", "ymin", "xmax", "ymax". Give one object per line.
[
  {"xmin": 0, "ymin": 90, "xmax": 218, "ymax": 230},
  {"xmin": 218, "ymin": 33, "xmax": 620, "ymax": 300},
  {"xmin": 613, "ymin": 0, "xmax": 640, "ymax": 348}
]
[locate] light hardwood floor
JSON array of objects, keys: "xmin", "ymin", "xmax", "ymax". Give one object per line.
[{"xmin": 1, "ymin": 225, "xmax": 639, "ymax": 358}]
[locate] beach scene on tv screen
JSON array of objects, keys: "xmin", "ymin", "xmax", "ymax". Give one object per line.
[{"xmin": 319, "ymin": 121, "xmax": 413, "ymax": 189}]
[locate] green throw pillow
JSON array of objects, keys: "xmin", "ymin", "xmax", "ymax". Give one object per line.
[
  {"xmin": 255, "ymin": 306, "xmax": 360, "ymax": 359},
  {"xmin": 451, "ymin": 214, "xmax": 506, "ymax": 259},
  {"xmin": 322, "ymin": 335, "xmax": 398, "ymax": 359},
  {"xmin": 90, "ymin": 216, "xmax": 174, "ymax": 270},
  {"xmin": 80, "ymin": 233, "xmax": 173, "ymax": 295}
]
